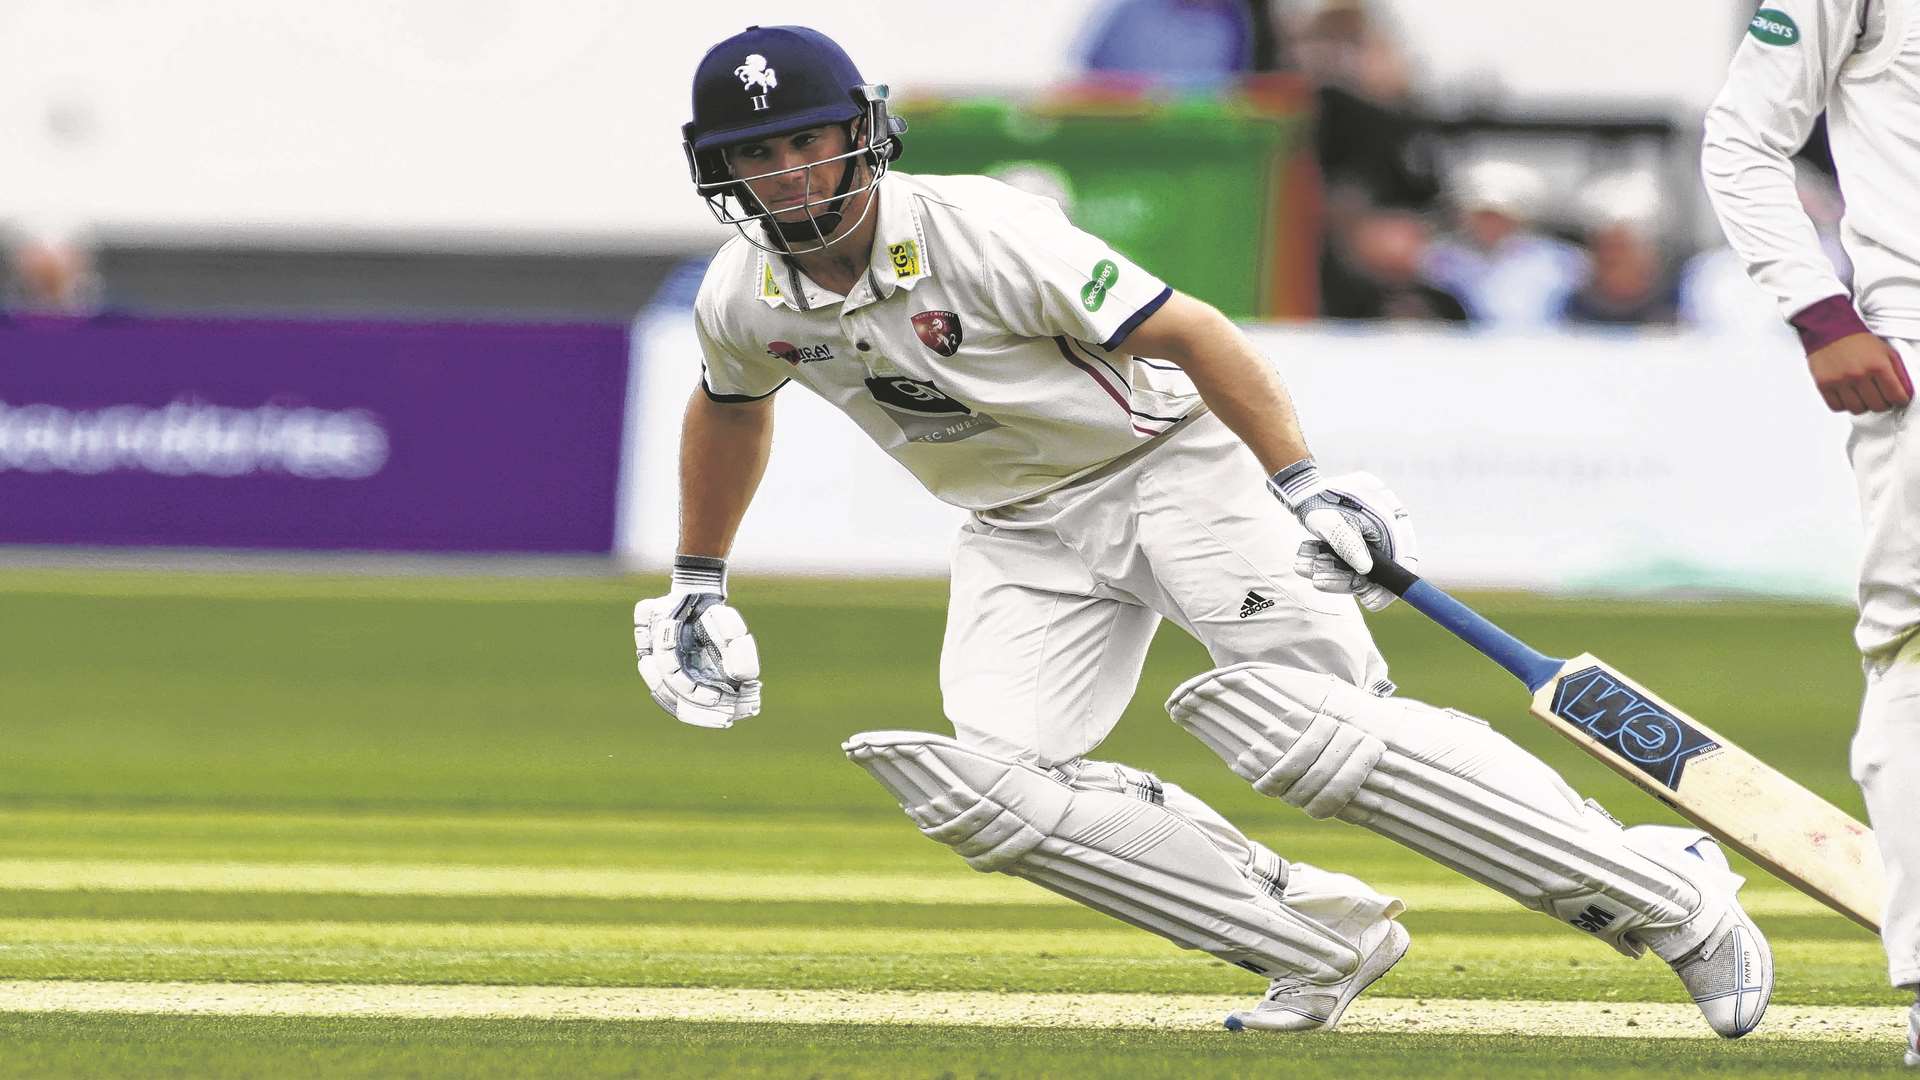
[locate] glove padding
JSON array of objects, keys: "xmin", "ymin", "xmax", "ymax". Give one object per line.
[
  {"xmin": 1279, "ymin": 470, "xmax": 1418, "ymax": 611},
  {"xmin": 634, "ymin": 593, "xmax": 762, "ymax": 729}
]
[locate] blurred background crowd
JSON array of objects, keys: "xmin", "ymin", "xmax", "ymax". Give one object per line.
[
  {"xmin": 1074, "ymin": 0, "xmax": 1844, "ymax": 331},
  {"xmin": 0, "ymin": 0, "xmax": 1868, "ymax": 596},
  {"xmin": 0, "ymin": 0, "xmax": 1843, "ymax": 333}
]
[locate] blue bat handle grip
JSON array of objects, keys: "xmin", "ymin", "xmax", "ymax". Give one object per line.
[{"xmin": 1364, "ymin": 556, "xmax": 1566, "ymax": 693}]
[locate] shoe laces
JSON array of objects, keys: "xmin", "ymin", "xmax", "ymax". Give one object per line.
[
  {"xmin": 1669, "ymin": 903, "xmax": 1735, "ymax": 968},
  {"xmin": 1688, "ymin": 922, "xmax": 1729, "ymax": 965},
  {"xmin": 1262, "ymin": 978, "xmax": 1312, "ymax": 1003}
]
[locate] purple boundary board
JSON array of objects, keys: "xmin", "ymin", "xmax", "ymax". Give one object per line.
[{"xmin": 0, "ymin": 314, "xmax": 630, "ymax": 553}]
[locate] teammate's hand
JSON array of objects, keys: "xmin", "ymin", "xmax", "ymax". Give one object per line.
[
  {"xmin": 1809, "ymin": 333, "xmax": 1912, "ymax": 414},
  {"xmin": 633, "ymin": 557, "xmax": 762, "ymax": 729},
  {"xmin": 1269, "ymin": 462, "xmax": 1418, "ymax": 611}
]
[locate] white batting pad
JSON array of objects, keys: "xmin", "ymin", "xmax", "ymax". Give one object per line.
[
  {"xmin": 843, "ymin": 730, "xmax": 1369, "ymax": 983},
  {"xmin": 1167, "ymin": 664, "xmax": 1712, "ymax": 960}
]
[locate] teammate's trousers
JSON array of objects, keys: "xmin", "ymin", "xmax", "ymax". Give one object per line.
[
  {"xmin": 1846, "ymin": 337, "xmax": 1920, "ymax": 987},
  {"xmin": 940, "ymin": 410, "xmax": 1390, "ymax": 766}
]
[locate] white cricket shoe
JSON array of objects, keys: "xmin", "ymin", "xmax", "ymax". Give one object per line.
[
  {"xmin": 1224, "ymin": 919, "xmax": 1409, "ymax": 1033},
  {"xmin": 1905, "ymin": 1000, "xmax": 1918, "ymax": 1067},
  {"xmin": 1631, "ymin": 826, "xmax": 1773, "ymax": 1039}
]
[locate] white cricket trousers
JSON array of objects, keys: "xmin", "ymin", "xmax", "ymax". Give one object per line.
[
  {"xmin": 940, "ymin": 409, "xmax": 1390, "ymax": 766},
  {"xmin": 937, "ymin": 410, "xmax": 1401, "ymax": 953},
  {"xmin": 1847, "ymin": 338, "xmax": 1920, "ymax": 988}
]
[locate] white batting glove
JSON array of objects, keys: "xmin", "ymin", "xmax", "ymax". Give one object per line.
[
  {"xmin": 633, "ymin": 555, "xmax": 762, "ymax": 729},
  {"xmin": 1269, "ymin": 462, "xmax": 1418, "ymax": 611}
]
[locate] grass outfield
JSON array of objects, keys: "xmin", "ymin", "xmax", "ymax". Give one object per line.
[
  {"xmin": 0, "ymin": 1016, "xmax": 1903, "ymax": 1080},
  {"xmin": 0, "ymin": 568, "xmax": 1905, "ymax": 1077}
]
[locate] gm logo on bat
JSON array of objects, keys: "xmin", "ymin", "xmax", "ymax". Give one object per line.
[{"xmin": 1549, "ymin": 667, "xmax": 1721, "ymax": 790}]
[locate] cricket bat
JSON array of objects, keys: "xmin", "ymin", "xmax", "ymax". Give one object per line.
[{"xmin": 1363, "ymin": 554, "xmax": 1886, "ymax": 933}]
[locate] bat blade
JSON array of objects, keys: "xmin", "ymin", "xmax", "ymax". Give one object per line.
[
  {"xmin": 1531, "ymin": 652, "xmax": 1885, "ymax": 933},
  {"xmin": 1363, "ymin": 555, "xmax": 1884, "ymax": 931}
]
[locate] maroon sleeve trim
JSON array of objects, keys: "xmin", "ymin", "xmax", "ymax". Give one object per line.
[{"xmin": 1789, "ymin": 294, "xmax": 1872, "ymax": 354}]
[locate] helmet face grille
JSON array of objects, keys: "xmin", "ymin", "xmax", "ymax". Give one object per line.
[{"xmin": 686, "ymin": 94, "xmax": 905, "ymax": 256}]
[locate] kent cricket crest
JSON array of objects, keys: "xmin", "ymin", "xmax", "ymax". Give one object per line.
[{"xmin": 911, "ymin": 310, "xmax": 962, "ymax": 357}]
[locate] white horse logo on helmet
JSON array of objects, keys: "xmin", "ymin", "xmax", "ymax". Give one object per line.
[{"xmin": 734, "ymin": 54, "xmax": 778, "ymax": 94}]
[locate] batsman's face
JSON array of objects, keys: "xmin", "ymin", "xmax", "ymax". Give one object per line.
[{"xmin": 726, "ymin": 125, "xmax": 863, "ymax": 223}]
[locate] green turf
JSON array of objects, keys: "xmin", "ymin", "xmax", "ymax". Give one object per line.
[
  {"xmin": 0, "ymin": 568, "xmax": 1895, "ymax": 1077},
  {"xmin": 0, "ymin": 915, "xmax": 1888, "ymax": 1003},
  {"xmin": 0, "ymin": 1015, "xmax": 1906, "ymax": 1080},
  {"xmin": 0, "ymin": 571, "xmax": 1868, "ymax": 817},
  {"xmin": 0, "ymin": 890, "xmax": 1865, "ymax": 940}
]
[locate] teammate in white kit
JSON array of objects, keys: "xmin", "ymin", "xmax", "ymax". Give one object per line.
[
  {"xmin": 1702, "ymin": 0, "xmax": 1920, "ymax": 1063},
  {"xmin": 636, "ymin": 23, "xmax": 1772, "ymax": 1036}
]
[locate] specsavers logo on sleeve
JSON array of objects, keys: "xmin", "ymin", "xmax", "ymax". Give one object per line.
[
  {"xmin": 1080, "ymin": 259, "xmax": 1119, "ymax": 312},
  {"xmin": 1748, "ymin": 8, "xmax": 1799, "ymax": 45}
]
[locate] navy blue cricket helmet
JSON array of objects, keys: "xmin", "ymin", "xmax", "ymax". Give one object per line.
[{"xmin": 682, "ymin": 26, "xmax": 907, "ymax": 253}]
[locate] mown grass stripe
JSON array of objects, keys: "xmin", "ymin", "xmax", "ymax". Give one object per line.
[
  {"xmin": 0, "ymin": 981, "xmax": 1896, "ymax": 1042},
  {"xmin": 0, "ymin": 891, "xmax": 1867, "ymax": 944},
  {"xmin": 0, "ymin": 891, "xmax": 1098, "ymax": 930},
  {"xmin": 0, "ymin": 917, "xmax": 1885, "ymax": 976},
  {"xmin": 0, "ymin": 858, "xmax": 1847, "ymax": 918},
  {"xmin": 0, "ymin": 917, "xmax": 1888, "ymax": 1003},
  {"xmin": 0, "ymin": 918, "xmax": 1879, "ymax": 963}
]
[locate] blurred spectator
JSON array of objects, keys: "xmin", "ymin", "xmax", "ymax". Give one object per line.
[
  {"xmin": 1423, "ymin": 159, "xmax": 1587, "ymax": 328},
  {"xmin": 1294, "ymin": 0, "xmax": 1438, "ymax": 211},
  {"xmin": 1081, "ymin": 0, "xmax": 1284, "ymax": 83},
  {"xmin": 1322, "ymin": 209, "xmax": 1467, "ymax": 321},
  {"xmin": 1562, "ymin": 171, "xmax": 1679, "ymax": 326},
  {"xmin": 1567, "ymin": 224, "xmax": 1676, "ymax": 325},
  {"xmin": 3, "ymin": 222, "xmax": 107, "ymax": 317},
  {"xmin": 1289, "ymin": 0, "xmax": 1442, "ymax": 321},
  {"xmin": 1676, "ymin": 247, "xmax": 1778, "ymax": 334},
  {"xmin": 1792, "ymin": 151, "xmax": 1853, "ymax": 284}
]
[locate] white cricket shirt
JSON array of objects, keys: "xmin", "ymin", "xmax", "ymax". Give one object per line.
[
  {"xmin": 1702, "ymin": 0, "xmax": 1920, "ymax": 337},
  {"xmin": 692, "ymin": 172, "xmax": 1194, "ymax": 510}
]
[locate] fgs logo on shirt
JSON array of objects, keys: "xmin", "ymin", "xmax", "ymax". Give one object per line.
[
  {"xmin": 888, "ymin": 240, "xmax": 921, "ymax": 278},
  {"xmin": 911, "ymin": 310, "xmax": 963, "ymax": 357}
]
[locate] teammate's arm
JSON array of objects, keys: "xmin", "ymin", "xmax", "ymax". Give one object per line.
[
  {"xmin": 677, "ymin": 387, "xmax": 775, "ymax": 558},
  {"xmin": 1701, "ymin": 0, "xmax": 1911, "ymax": 412},
  {"xmin": 1121, "ymin": 290, "xmax": 1310, "ymax": 475}
]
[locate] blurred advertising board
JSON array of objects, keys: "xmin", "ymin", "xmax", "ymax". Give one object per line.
[
  {"xmin": 623, "ymin": 310, "xmax": 1860, "ymax": 600},
  {"xmin": 0, "ymin": 315, "xmax": 629, "ymax": 553},
  {"xmin": 1269, "ymin": 323, "xmax": 1862, "ymax": 599},
  {"xmin": 898, "ymin": 82, "xmax": 1318, "ymax": 320}
]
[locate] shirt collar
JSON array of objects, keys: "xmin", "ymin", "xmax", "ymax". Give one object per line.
[
  {"xmin": 866, "ymin": 175, "xmax": 933, "ymax": 301},
  {"xmin": 747, "ymin": 177, "xmax": 932, "ymax": 312},
  {"xmin": 751, "ymin": 253, "xmax": 787, "ymax": 309}
]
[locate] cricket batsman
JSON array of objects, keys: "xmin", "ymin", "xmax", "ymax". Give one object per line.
[
  {"xmin": 1702, "ymin": 0, "xmax": 1920, "ymax": 1063},
  {"xmin": 637, "ymin": 23, "xmax": 1772, "ymax": 1035}
]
